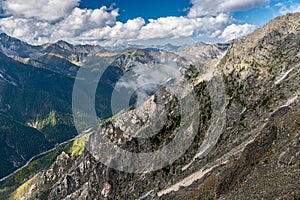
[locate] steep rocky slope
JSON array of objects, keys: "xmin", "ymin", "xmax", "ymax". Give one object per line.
[{"xmin": 6, "ymin": 13, "xmax": 300, "ymax": 199}]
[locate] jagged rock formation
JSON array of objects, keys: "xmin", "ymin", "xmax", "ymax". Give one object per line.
[{"xmin": 6, "ymin": 13, "xmax": 300, "ymax": 200}]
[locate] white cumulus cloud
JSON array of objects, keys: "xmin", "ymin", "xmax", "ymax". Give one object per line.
[
  {"xmin": 138, "ymin": 13, "xmax": 230, "ymax": 40},
  {"xmin": 1, "ymin": 0, "xmax": 80, "ymax": 21},
  {"xmin": 188, "ymin": 0, "xmax": 270, "ymax": 17},
  {"xmin": 218, "ymin": 23, "xmax": 255, "ymax": 41},
  {"xmin": 278, "ymin": 3, "xmax": 300, "ymax": 15},
  {"xmin": 0, "ymin": 0, "xmax": 269, "ymax": 46},
  {"xmin": 55, "ymin": 7, "xmax": 119, "ymax": 37},
  {"xmin": 80, "ymin": 17, "xmax": 145, "ymax": 41},
  {"xmin": 0, "ymin": 5, "xmax": 121, "ymax": 44}
]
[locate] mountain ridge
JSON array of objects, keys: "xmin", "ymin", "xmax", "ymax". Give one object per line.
[{"xmin": 5, "ymin": 12, "xmax": 299, "ymax": 200}]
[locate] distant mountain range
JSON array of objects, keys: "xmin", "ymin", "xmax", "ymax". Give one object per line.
[{"xmin": 0, "ymin": 33, "xmax": 109, "ymax": 77}]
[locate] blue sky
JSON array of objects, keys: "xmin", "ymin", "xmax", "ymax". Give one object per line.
[
  {"xmin": 0, "ymin": 0, "xmax": 299, "ymax": 46},
  {"xmin": 79, "ymin": 0, "xmax": 191, "ymax": 23},
  {"xmin": 78, "ymin": 0, "xmax": 299, "ymax": 27}
]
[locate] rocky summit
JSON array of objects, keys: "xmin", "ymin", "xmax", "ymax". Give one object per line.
[{"xmin": 1, "ymin": 13, "xmax": 300, "ymax": 200}]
